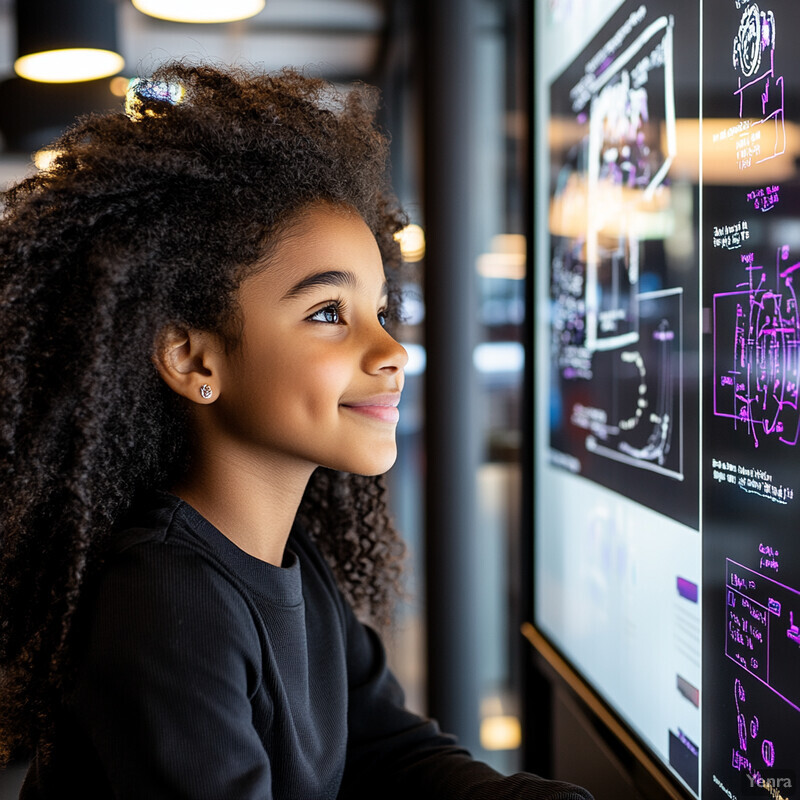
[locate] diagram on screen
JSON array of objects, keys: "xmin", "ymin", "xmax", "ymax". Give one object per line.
[
  {"xmin": 713, "ymin": 245, "xmax": 800, "ymax": 449},
  {"xmin": 549, "ymin": 9, "xmax": 686, "ymax": 485},
  {"xmin": 731, "ymin": 677, "xmax": 778, "ymax": 778},
  {"xmin": 726, "ymin": 559, "xmax": 800, "ymax": 785},
  {"xmin": 731, "ymin": 3, "xmax": 785, "ymax": 171}
]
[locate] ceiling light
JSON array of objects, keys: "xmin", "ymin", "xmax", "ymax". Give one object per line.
[
  {"xmin": 131, "ymin": 0, "xmax": 266, "ymax": 23},
  {"xmin": 15, "ymin": 0, "xmax": 124, "ymax": 84},
  {"xmin": 15, "ymin": 49, "xmax": 125, "ymax": 84},
  {"xmin": 394, "ymin": 223, "xmax": 426, "ymax": 262}
]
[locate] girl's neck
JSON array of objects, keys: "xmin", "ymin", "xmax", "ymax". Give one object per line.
[{"xmin": 172, "ymin": 445, "xmax": 315, "ymax": 567}]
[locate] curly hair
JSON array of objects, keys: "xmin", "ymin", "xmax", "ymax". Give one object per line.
[{"xmin": 0, "ymin": 62, "xmax": 407, "ymax": 763}]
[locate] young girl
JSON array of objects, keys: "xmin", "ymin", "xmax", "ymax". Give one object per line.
[{"xmin": 0, "ymin": 63, "xmax": 593, "ymax": 800}]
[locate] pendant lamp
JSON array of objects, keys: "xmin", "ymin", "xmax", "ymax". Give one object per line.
[
  {"xmin": 14, "ymin": 0, "xmax": 125, "ymax": 84},
  {"xmin": 131, "ymin": 0, "xmax": 265, "ymax": 24}
]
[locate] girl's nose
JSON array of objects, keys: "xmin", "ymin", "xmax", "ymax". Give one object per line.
[{"xmin": 364, "ymin": 324, "xmax": 408, "ymax": 375}]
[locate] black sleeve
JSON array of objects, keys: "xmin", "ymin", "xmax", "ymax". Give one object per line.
[
  {"xmin": 71, "ymin": 541, "xmax": 274, "ymax": 799},
  {"xmin": 338, "ymin": 607, "xmax": 594, "ymax": 800}
]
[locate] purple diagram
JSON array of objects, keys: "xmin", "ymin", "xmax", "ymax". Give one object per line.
[
  {"xmin": 731, "ymin": 3, "xmax": 785, "ymax": 171},
  {"xmin": 726, "ymin": 559, "xmax": 799, "ymax": 779},
  {"xmin": 712, "ymin": 245, "xmax": 800, "ymax": 449},
  {"xmin": 726, "ymin": 559, "xmax": 800, "ymax": 714}
]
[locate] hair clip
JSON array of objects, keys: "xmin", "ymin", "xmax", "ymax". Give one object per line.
[{"xmin": 125, "ymin": 78, "xmax": 186, "ymax": 121}]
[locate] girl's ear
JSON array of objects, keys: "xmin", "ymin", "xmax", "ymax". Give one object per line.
[{"xmin": 153, "ymin": 324, "xmax": 225, "ymax": 404}]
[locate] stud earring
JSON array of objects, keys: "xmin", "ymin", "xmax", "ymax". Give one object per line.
[{"xmin": 199, "ymin": 384, "xmax": 213, "ymax": 400}]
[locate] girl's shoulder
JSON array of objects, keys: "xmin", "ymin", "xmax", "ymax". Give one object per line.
[
  {"xmin": 103, "ymin": 490, "xmax": 248, "ymax": 596},
  {"xmin": 83, "ymin": 491, "xmax": 267, "ymax": 670},
  {"xmin": 105, "ymin": 489, "xmax": 336, "ymax": 615},
  {"xmin": 83, "ymin": 490, "xmax": 348, "ymax": 679},
  {"xmin": 99, "ymin": 489, "xmax": 257, "ymax": 608}
]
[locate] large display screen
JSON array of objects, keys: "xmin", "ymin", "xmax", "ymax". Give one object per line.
[{"xmin": 532, "ymin": 1, "xmax": 800, "ymax": 796}]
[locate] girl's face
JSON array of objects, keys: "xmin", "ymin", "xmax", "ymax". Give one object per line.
[{"xmin": 211, "ymin": 203, "xmax": 407, "ymax": 477}]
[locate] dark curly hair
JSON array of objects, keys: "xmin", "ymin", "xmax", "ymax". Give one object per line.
[{"xmin": 0, "ymin": 62, "xmax": 407, "ymax": 764}]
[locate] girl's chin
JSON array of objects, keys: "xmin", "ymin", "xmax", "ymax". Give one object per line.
[{"xmin": 324, "ymin": 448, "xmax": 398, "ymax": 477}]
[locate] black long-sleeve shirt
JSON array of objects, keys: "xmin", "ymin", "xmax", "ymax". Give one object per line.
[{"xmin": 22, "ymin": 491, "xmax": 593, "ymax": 799}]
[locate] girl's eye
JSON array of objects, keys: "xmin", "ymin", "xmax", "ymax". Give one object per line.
[{"xmin": 309, "ymin": 304, "xmax": 341, "ymax": 324}]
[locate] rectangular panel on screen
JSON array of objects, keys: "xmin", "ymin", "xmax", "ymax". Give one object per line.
[
  {"xmin": 702, "ymin": 0, "xmax": 800, "ymax": 796},
  {"xmin": 532, "ymin": 1, "xmax": 800, "ymax": 797}
]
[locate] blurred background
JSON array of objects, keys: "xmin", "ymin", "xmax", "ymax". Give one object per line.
[{"xmin": 0, "ymin": 0, "xmax": 530, "ymax": 793}]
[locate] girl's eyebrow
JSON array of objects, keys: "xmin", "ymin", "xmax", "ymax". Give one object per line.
[
  {"xmin": 282, "ymin": 269, "xmax": 357, "ymax": 299},
  {"xmin": 281, "ymin": 269, "xmax": 388, "ymax": 300}
]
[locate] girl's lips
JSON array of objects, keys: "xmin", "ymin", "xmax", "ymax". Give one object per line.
[{"xmin": 341, "ymin": 394, "xmax": 401, "ymax": 423}]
